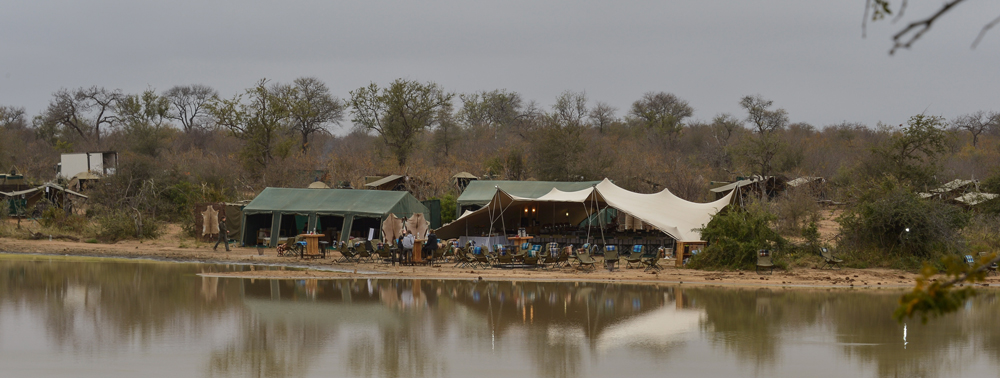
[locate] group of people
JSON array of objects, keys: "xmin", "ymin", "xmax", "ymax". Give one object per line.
[{"xmin": 392, "ymin": 229, "xmax": 438, "ymax": 262}]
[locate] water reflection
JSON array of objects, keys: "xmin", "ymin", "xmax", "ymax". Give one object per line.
[{"xmin": 2, "ymin": 256, "xmax": 1000, "ymax": 378}]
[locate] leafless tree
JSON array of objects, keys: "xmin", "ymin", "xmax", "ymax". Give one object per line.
[
  {"xmin": 0, "ymin": 106, "xmax": 26, "ymax": 129},
  {"xmin": 163, "ymin": 84, "xmax": 217, "ymax": 133},
  {"xmin": 551, "ymin": 90, "xmax": 588, "ymax": 129},
  {"xmin": 951, "ymin": 110, "xmax": 998, "ymax": 148},
  {"xmin": 34, "ymin": 87, "xmax": 120, "ymax": 146},
  {"xmin": 588, "ymin": 101, "xmax": 618, "ymax": 133}
]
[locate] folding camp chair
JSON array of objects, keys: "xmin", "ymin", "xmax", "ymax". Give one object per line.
[
  {"xmin": 575, "ymin": 248, "xmax": 597, "ymax": 271},
  {"xmin": 625, "ymin": 245, "xmax": 644, "ymax": 269},
  {"xmin": 472, "ymin": 246, "xmax": 491, "ymax": 269},
  {"xmin": 523, "ymin": 244, "xmax": 543, "ymax": 266},
  {"xmin": 756, "ymin": 249, "xmax": 774, "ymax": 275},
  {"xmin": 642, "ymin": 247, "xmax": 663, "ymax": 272},
  {"xmin": 337, "ymin": 241, "xmax": 359, "ymax": 263},
  {"xmin": 374, "ymin": 243, "xmax": 393, "ymax": 265},
  {"xmin": 604, "ymin": 245, "xmax": 619, "ymax": 272},
  {"xmin": 820, "ymin": 248, "xmax": 843, "ymax": 270},
  {"xmin": 494, "ymin": 245, "xmax": 513, "ymax": 267}
]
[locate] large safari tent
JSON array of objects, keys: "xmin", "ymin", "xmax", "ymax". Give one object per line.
[
  {"xmin": 437, "ymin": 178, "xmax": 733, "ymax": 251},
  {"xmin": 240, "ymin": 188, "xmax": 430, "ymax": 247}
]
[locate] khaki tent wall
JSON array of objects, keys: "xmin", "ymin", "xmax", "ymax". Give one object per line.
[{"xmin": 193, "ymin": 203, "xmax": 244, "ymax": 242}]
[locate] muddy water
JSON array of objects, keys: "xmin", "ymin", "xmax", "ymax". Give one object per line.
[{"xmin": 0, "ymin": 255, "xmax": 997, "ymax": 378}]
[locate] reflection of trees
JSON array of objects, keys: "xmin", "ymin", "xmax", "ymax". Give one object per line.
[
  {"xmin": 0, "ymin": 258, "xmax": 240, "ymax": 354},
  {"xmin": 687, "ymin": 287, "xmax": 1000, "ymax": 378},
  {"xmin": 236, "ymin": 278, "xmax": 671, "ymax": 378},
  {"xmin": 686, "ymin": 288, "xmax": 830, "ymax": 373},
  {"xmin": 826, "ymin": 292, "xmax": 982, "ymax": 378},
  {"xmin": 208, "ymin": 312, "xmax": 328, "ymax": 378}
]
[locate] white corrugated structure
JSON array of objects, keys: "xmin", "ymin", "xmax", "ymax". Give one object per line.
[{"xmin": 436, "ymin": 178, "xmax": 733, "ymax": 242}]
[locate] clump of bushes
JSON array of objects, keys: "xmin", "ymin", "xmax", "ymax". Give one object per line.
[
  {"xmin": 95, "ymin": 210, "xmax": 160, "ymax": 242},
  {"xmin": 837, "ymin": 176, "xmax": 969, "ymax": 268},
  {"xmin": 689, "ymin": 200, "xmax": 787, "ymax": 270},
  {"xmin": 39, "ymin": 204, "xmax": 90, "ymax": 234}
]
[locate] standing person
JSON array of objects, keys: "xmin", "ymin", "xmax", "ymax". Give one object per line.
[
  {"xmin": 214, "ymin": 214, "xmax": 230, "ymax": 252},
  {"xmin": 402, "ymin": 230, "xmax": 415, "ymax": 262}
]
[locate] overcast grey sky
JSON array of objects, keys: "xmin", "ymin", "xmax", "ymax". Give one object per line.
[{"xmin": 2, "ymin": 1, "xmax": 998, "ymax": 129}]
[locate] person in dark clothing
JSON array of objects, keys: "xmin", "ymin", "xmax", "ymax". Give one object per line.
[
  {"xmin": 214, "ymin": 215, "xmax": 230, "ymax": 252},
  {"xmin": 425, "ymin": 231, "xmax": 438, "ymax": 258}
]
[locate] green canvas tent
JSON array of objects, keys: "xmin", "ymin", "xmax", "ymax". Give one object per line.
[
  {"xmin": 240, "ymin": 188, "xmax": 430, "ymax": 246},
  {"xmin": 456, "ymin": 180, "xmax": 601, "ymax": 218}
]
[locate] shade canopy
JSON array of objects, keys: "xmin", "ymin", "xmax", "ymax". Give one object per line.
[{"xmin": 437, "ymin": 179, "xmax": 733, "ymax": 242}]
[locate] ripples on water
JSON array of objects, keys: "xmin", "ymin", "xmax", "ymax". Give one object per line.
[{"xmin": 0, "ymin": 255, "xmax": 997, "ymax": 378}]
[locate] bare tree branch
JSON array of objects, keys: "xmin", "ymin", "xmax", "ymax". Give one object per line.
[
  {"xmin": 972, "ymin": 13, "xmax": 1000, "ymax": 48},
  {"xmin": 890, "ymin": 0, "xmax": 966, "ymax": 55}
]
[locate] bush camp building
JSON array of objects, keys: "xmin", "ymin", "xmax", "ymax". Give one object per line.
[{"xmin": 240, "ymin": 188, "xmax": 430, "ymax": 247}]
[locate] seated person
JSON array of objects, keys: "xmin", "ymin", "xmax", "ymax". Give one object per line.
[
  {"xmin": 425, "ymin": 231, "xmax": 438, "ymax": 258},
  {"xmin": 276, "ymin": 241, "xmax": 292, "ymax": 256}
]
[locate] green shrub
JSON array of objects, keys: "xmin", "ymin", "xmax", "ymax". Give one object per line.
[
  {"xmin": 39, "ymin": 205, "xmax": 89, "ymax": 233},
  {"xmin": 837, "ymin": 176, "xmax": 968, "ymax": 262},
  {"xmin": 689, "ymin": 200, "xmax": 787, "ymax": 270},
  {"xmin": 96, "ymin": 210, "xmax": 161, "ymax": 242}
]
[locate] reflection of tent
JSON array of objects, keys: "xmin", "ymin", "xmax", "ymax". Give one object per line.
[
  {"xmin": 240, "ymin": 188, "xmax": 430, "ymax": 246},
  {"xmin": 596, "ymin": 304, "xmax": 703, "ymax": 352},
  {"xmin": 437, "ymin": 178, "xmax": 733, "ymax": 242}
]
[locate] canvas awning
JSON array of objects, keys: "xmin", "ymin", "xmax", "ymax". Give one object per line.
[
  {"xmin": 457, "ymin": 180, "xmax": 602, "ymax": 207},
  {"xmin": 437, "ymin": 179, "xmax": 733, "ymax": 242},
  {"xmin": 4, "ymin": 183, "xmax": 88, "ymax": 199}
]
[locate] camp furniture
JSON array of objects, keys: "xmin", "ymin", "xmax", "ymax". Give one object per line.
[
  {"xmin": 820, "ymin": 248, "xmax": 843, "ymax": 269},
  {"xmin": 756, "ymin": 249, "xmax": 774, "ymax": 275},
  {"xmin": 604, "ymin": 245, "xmax": 619, "ymax": 272},
  {"xmin": 642, "ymin": 249, "xmax": 662, "ymax": 272},
  {"xmin": 337, "ymin": 241, "xmax": 358, "ymax": 263},
  {"xmin": 575, "ymin": 249, "xmax": 597, "ymax": 271},
  {"xmin": 625, "ymin": 245, "xmax": 644, "ymax": 269}
]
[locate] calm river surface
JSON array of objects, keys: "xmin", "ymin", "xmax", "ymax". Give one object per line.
[{"xmin": 0, "ymin": 254, "xmax": 997, "ymax": 378}]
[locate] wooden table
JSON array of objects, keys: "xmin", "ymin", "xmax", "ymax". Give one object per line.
[
  {"xmin": 508, "ymin": 236, "xmax": 534, "ymax": 254},
  {"xmin": 300, "ymin": 234, "xmax": 325, "ymax": 258},
  {"xmin": 412, "ymin": 239, "xmax": 426, "ymax": 263}
]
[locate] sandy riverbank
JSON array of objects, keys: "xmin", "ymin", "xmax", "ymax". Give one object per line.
[{"xmin": 4, "ymin": 233, "xmax": 983, "ymax": 289}]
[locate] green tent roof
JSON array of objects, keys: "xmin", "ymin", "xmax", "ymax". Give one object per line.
[
  {"xmin": 457, "ymin": 180, "xmax": 602, "ymax": 206},
  {"xmin": 243, "ymin": 187, "xmax": 428, "ymax": 218}
]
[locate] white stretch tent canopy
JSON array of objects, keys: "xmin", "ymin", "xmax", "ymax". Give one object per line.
[{"xmin": 435, "ymin": 178, "xmax": 734, "ymax": 242}]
